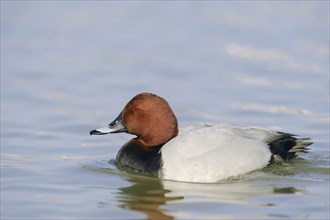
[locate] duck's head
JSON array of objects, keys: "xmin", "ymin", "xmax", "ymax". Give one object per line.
[{"xmin": 90, "ymin": 93, "xmax": 178, "ymax": 147}]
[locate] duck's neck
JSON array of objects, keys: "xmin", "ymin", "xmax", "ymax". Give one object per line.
[
  {"xmin": 137, "ymin": 122, "xmax": 178, "ymax": 147},
  {"xmin": 116, "ymin": 139, "xmax": 163, "ymax": 176}
]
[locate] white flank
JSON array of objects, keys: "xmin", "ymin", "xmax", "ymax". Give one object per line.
[{"xmin": 161, "ymin": 123, "xmax": 275, "ymax": 183}]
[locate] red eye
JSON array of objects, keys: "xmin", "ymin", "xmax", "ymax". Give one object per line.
[{"xmin": 133, "ymin": 107, "xmax": 142, "ymax": 113}]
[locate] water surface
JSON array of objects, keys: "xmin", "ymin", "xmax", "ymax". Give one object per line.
[{"xmin": 1, "ymin": 1, "xmax": 329, "ymax": 219}]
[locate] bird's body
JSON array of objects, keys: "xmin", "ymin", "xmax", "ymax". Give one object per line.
[{"xmin": 90, "ymin": 93, "xmax": 312, "ymax": 183}]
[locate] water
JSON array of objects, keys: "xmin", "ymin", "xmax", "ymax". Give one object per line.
[{"xmin": 1, "ymin": 1, "xmax": 329, "ymax": 219}]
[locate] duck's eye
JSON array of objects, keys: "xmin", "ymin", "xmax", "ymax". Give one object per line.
[{"xmin": 133, "ymin": 107, "xmax": 142, "ymax": 113}]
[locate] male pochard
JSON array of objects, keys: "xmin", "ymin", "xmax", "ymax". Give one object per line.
[{"xmin": 90, "ymin": 93, "xmax": 312, "ymax": 183}]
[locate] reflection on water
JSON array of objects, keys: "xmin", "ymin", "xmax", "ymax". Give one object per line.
[
  {"xmin": 111, "ymin": 159, "xmax": 182, "ymax": 219},
  {"xmin": 273, "ymin": 187, "xmax": 300, "ymax": 194},
  {"xmin": 82, "ymin": 160, "xmax": 181, "ymax": 219},
  {"xmin": 115, "ymin": 173, "xmax": 306, "ymax": 219},
  {"xmin": 85, "ymin": 160, "xmax": 309, "ymax": 220},
  {"xmin": 117, "ymin": 176, "xmax": 183, "ymax": 220}
]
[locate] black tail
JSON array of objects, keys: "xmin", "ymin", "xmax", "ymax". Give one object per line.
[{"xmin": 268, "ymin": 132, "xmax": 313, "ymax": 165}]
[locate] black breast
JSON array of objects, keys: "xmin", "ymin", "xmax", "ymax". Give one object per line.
[{"xmin": 116, "ymin": 139, "xmax": 163, "ymax": 176}]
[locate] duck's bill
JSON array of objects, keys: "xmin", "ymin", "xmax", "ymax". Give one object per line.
[{"xmin": 90, "ymin": 112, "xmax": 127, "ymax": 135}]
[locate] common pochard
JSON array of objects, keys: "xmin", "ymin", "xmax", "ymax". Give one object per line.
[{"xmin": 90, "ymin": 93, "xmax": 312, "ymax": 183}]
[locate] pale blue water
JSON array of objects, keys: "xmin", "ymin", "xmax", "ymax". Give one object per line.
[{"xmin": 1, "ymin": 1, "xmax": 329, "ymax": 219}]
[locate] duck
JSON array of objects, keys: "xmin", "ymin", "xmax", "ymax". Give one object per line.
[{"xmin": 90, "ymin": 93, "xmax": 313, "ymax": 183}]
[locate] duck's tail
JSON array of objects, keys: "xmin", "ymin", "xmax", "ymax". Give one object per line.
[
  {"xmin": 288, "ymin": 138, "xmax": 313, "ymax": 153},
  {"xmin": 267, "ymin": 132, "xmax": 313, "ymax": 165}
]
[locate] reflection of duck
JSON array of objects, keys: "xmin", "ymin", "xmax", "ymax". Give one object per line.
[
  {"xmin": 91, "ymin": 93, "xmax": 313, "ymax": 182},
  {"xmin": 162, "ymin": 179, "xmax": 302, "ymax": 210},
  {"xmin": 117, "ymin": 177, "xmax": 302, "ymax": 219},
  {"xmin": 117, "ymin": 175, "xmax": 183, "ymax": 220}
]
